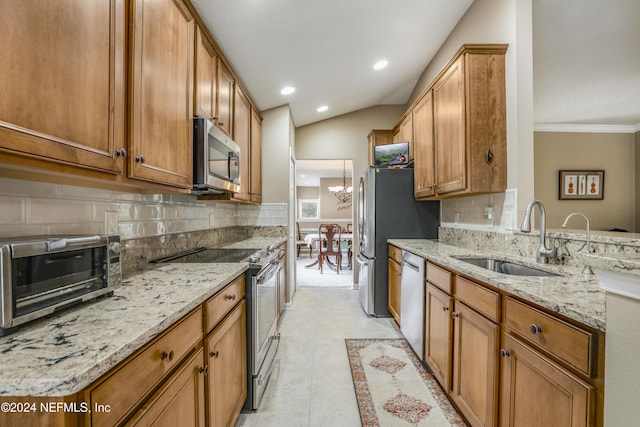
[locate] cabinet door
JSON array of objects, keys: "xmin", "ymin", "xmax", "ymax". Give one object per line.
[
  {"xmin": 125, "ymin": 349, "xmax": 206, "ymax": 427},
  {"xmin": 205, "ymin": 301, "xmax": 247, "ymax": 427},
  {"xmin": 413, "ymin": 92, "xmax": 436, "ymax": 198},
  {"xmin": 216, "ymin": 61, "xmax": 235, "ymax": 137},
  {"xmin": 233, "ymin": 87, "xmax": 251, "ymax": 201},
  {"xmin": 399, "ymin": 114, "xmax": 414, "ymax": 160},
  {"xmin": 130, "ymin": 0, "xmax": 194, "ymax": 188},
  {"xmin": 250, "ymin": 108, "xmax": 263, "ymax": 203},
  {"xmin": 388, "ymin": 257, "xmax": 401, "ymax": 326},
  {"xmin": 0, "ymin": 0, "xmax": 126, "ymax": 174},
  {"xmin": 500, "ymin": 334, "xmax": 594, "ymax": 427},
  {"xmin": 451, "ymin": 301, "xmax": 499, "ymax": 427},
  {"xmin": 195, "ymin": 27, "xmax": 216, "ymax": 121},
  {"xmin": 433, "ymin": 56, "xmax": 466, "ymax": 195},
  {"xmin": 424, "ymin": 283, "xmax": 453, "ymax": 391}
]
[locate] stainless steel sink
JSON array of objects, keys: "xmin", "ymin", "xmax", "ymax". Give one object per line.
[{"xmin": 453, "ymin": 257, "xmax": 560, "ymax": 277}]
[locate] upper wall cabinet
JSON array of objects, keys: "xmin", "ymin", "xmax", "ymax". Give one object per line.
[
  {"xmin": 129, "ymin": 0, "xmax": 194, "ymax": 189},
  {"xmin": 233, "ymin": 86, "xmax": 252, "ymax": 202},
  {"xmin": 195, "ymin": 27, "xmax": 217, "ymax": 121},
  {"xmin": 0, "ymin": 0, "xmax": 126, "ymax": 174},
  {"xmin": 217, "ymin": 61, "xmax": 235, "ymax": 137},
  {"xmin": 413, "ymin": 44, "xmax": 508, "ymax": 200}
]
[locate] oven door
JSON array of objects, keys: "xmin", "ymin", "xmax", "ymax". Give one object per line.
[{"xmin": 252, "ymin": 261, "xmax": 279, "ymax": 374}]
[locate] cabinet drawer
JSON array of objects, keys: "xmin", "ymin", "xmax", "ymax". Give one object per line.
[
  {"xmin": 205, "ymin": 275, "xmax": 245, "ymax": 333},
  {"xmin": 455, "ymin": 276, "xmax": 500, "ymax": 322},
  {"xmin": 504, "ymin": 297, "xmax": 594, "ymax": 376},
  {"xmin": 388, "ymin": 245, "xmax": 402, "ymax": 264},
  {"xmin": 90, "ymin": 307, "xmax": 203, "ymax": 427},
  {"xmin": 427, "ymin": 262, "xmax": 452, "ymax": 294}
]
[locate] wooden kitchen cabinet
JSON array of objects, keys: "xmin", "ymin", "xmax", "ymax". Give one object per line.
[
  {"xmin": 195, "ymin": 26, "xmax": 218, "ymax": 121},
  {"xmin": 393, "ymin": 114, "xmax": 414, "ymax": 160},
  {"xmin": 125, "ymin": 348, "xmax": 206, "ymax": 427},
  {"xmin": 368, "ymin": 129, "xmax": 394, "ymax": 165},
  {"xmin": 451, "ymin": 300, "xmax": 500, "ymax": 427},
  {"xmin": 387, "ymin": 245, "xmax": 403, "ymax": 326},
  {"xmin": 412, "ymin": 44, "xmax": 507, "ymax": 199},
  {"xmin": 424, "ymin": 282, "xmax": 453, "ymax": 391},
  {"xmin": 500, "ymin": 334, "xmax": 594, "ymax": 427},
  {"xmin": 205, "ymin": 300, "xmax": 247, "ymax": 427},
  {"xmin": 0, "ymin": 1, "xmax": 126, "ymax": 174},
  {"xmin": 232, "ymin": 87, "xmax": 252, "ymax": 202},
  {"xmin": 250, "ymin": 108, "xmax": 263, "ymax": 203},
  {"xmin": 217, "ymin": 61, "xmax": 235, "ymax": 137},
  {"xmin": 413, "ymin": 92, "xmax": 436, "ymax": 198},
  {"xmin": 129, "ymin": 0, "xmax": 194, "ymax": 189}
]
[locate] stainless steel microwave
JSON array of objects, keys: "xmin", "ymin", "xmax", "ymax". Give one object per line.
[
  {"xmin": 0, "ymin": 235, "xmax": 121, "ymax": 335},
  {"xmin": 192, "ymin": 117, "xmax": 241, "ymax": 195}
]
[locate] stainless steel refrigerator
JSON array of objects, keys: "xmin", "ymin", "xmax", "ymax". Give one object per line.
[{"xmin": 357, "ymin": 166, "xmax": 440, "ymax": 316}]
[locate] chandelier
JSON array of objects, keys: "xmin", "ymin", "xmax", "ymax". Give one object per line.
[{"xmin": 328, "ymin": 160, "xmax": 352, "ymax": 204}]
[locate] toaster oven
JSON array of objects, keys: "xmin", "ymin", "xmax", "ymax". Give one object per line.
[{"xmin": 0, "ymin": 234, "xmax": 121, "ymax": 335}]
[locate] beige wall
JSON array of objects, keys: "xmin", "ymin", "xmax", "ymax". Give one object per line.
[
  {"xmin": 534, "ymin": 131, "xmax": 635, "ymax": 231},
  {"xmin": 636, "ymin": 131, "xmax": 640, "ymax": 230},
  {"xmin": 262, "ymin": 105, "xmax": 295, "ymax": 203},
  {"xmin": 319, "ymin": 178, "xmax": 353, "ymax": 220}
]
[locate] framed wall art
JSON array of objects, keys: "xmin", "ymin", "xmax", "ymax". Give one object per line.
[{"xmin": 559, "ymin": 170, "xmax": 604, "ymax": 200}]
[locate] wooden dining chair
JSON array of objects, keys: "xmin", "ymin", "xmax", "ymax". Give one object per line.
[
  {"xmin": 317, "ymin": 223, "xmax": 342, "ymax": 273},
  {"xmin": 296, "ymin": 222, "xmax": 312, "ymax": 258}
]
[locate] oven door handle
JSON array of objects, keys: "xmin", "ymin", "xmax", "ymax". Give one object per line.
[
  {"xmin": 256, "ymin": 261, "xmax": 279, "ymax": 284},
  {"xmin": 47, "ymin": 236, "xmax": 102, "ymax": 252}
]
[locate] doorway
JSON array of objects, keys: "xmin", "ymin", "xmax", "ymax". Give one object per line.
[{"xmin": 294, "ymin": 159, "xmax": 355, "ymax": 287}]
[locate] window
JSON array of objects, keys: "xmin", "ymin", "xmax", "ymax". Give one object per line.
[{"xmin": 298, "ymin": 199, "xmax": 319, "ymax": 219}]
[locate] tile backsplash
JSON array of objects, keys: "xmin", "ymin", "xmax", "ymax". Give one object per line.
[
  {"xmin": 440, "ymin": 188, "xmax": 518, "ymax": 231},
  {"xmin": 0, "ymin": 177, "xmax": 287, "ymax": 239}
]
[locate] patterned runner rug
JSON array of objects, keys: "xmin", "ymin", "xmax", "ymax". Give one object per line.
[{"xmin": 345, "ymin": 338, "xmax": 466, "ymax": 427}]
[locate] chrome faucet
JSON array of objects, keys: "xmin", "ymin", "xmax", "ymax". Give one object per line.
[
  {"xmin": 520, "ymin": 199, "xmax": 556, "ymax": 263},
  {"xmin": 561, "ymin": 212, "xmax": 594, "ymax": 275}
]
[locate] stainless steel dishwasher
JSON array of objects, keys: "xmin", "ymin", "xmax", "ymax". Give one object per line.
[{"xmin": 400, "ymin": 251, "xmax": 425, "ymax": 359}]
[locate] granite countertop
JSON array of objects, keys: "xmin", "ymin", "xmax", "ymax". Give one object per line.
[
  {"xmin": 0, "ymin": 235, "xmax": 288, "ymax": 397},
  {"xmin": 388, "ymin": 239, "xmax": 606, "ymax": 332},
  {"xmin": 581, "ymin": 252, "xmax": 640, "ymax": 278}
]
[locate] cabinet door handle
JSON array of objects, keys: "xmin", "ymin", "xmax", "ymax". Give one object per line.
[
  {"xmin": 442, "ymin": 306, "xmax": 449, "ymax": 312},
  {"xmin": 529, "ymin": 324, "xmax": 543, "ymax": 335},
  {"xmin": 225, "ymin": 294, "xmax": 236, "ymax": 301},
  {"xmin": 116, "ymin": 148, "xmax": 127, "ymax": 158},
  {"xmin": 451, "ymin": 312, "xmax": 460, "ymax": 319},
  {"xmin": 209, "ymin": 350, "xmax": 219, "ymax": 359},
  {"xmin": 135, "ymin": 155, "xmax": 145, "ymax": 163},
  {"xmin": 486, "ymin": 149, "xmax": 494, "ymax": 164},
  {"xmin": 500, "ymin": 349, "xmax": 511, "ymax": 358},
  {"xmin": 160, "ymin": 350, "xmax": 174, "ymax": 361},
  {"xmin": 198, "ymin": 365, "xmax": 209, "ymax": 375}
]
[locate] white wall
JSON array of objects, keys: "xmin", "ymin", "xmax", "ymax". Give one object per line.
[{"xmin": 262, "ymin": 105, "xmax": 295, "ymax": 203}]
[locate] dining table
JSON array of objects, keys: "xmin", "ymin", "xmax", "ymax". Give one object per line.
[{"xmin": 304, "ymin": 232, "xmax": 353, "ymax": 270}]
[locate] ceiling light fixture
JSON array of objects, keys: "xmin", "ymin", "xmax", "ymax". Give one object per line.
[
  {"xmin": 280, "ymin": 86, "xmax": 295, "ymax": 95},
  {"xmin": 373, "ymin": 60, "xmax": 388, "ymax": 71},
  {"xmin": 328, "ymin": 160, "xmax": 352, "ymax": 204},
  {"xmin": 317, "ymin": 105, "xmax": 328, "ymax": 112}
]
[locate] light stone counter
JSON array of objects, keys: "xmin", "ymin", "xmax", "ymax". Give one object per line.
[
  {"xmin": 388, "ymin": 239, "xmax": 605, "ymax": 332},
  {"xmin": 0, "ymin": 263, "xmax": 248, "ymax": 397},
  {"xmin": 581, "ymin": 252, "xmax": 640, "ymax": 279}
]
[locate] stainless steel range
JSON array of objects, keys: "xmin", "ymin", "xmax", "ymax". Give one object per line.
[{"xmin": 152, "ymin": 244, "xmax": 283, "ymax": 411}]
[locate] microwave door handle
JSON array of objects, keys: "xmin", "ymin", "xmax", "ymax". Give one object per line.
[
  {"xmin": 47, "ymin": 235, "xmax": 101, "ymax": 251},
  {"xmin": 228, "ymin": 151, "xmax": 239, "ymax": 182}
]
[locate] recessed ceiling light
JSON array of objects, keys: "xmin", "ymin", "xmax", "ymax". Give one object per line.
[
  {"xmin": 317, "ymin": 105, "xmax": 329, "ymax": 113},
  {"xmin": 373, "ymin": 60, "xmax": 388, "ymax": 71},
  {"xmin": 280, "ymin": 86, "xmax": 295, "ymax": 95}
]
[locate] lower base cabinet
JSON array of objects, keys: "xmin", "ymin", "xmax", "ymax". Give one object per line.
[
  {"xmin": 424, "ymin": 283, "xmax": 452, "ymax": 390},
  {"xmin": 125, "ymin": 348, "xmax": 206, "ymax": 426},
  {"xmin": 500, "ymin": 334, "xmax": 594, "ymax": 427},
  {"xmin": 451, "ymin": 301, "xmax": 499, "ymax": 427},
  {"xmin": 205, "ymin": 300, "xmax": 247, "ymax": 427}
]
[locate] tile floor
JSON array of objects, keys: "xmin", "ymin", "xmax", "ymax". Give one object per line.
[{"xmin": 235, "ymin": 285, "xmax": 403, "ymax": 426}]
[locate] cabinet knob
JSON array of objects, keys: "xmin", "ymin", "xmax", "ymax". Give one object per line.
[
  {"xmin": 442, "ymin": 306, "xmax": 449, "ymax": 312},
  {"xmin": 451, "ymin": 312, "xmax": 460, "ymax": 319},
  {"xmin": 160, "ymin": 350, "xmax": 174, "ymax": 361},
  {"xmin": 116, "ymin": 148, "xmax": 127, "ymax": 158},
  {"xmin": 529, "ymin": 324, "xmax": 543, "ymax": 335},
  {"xmin": 225, "ymin": 294, "xmax": 236, "ymax": 301},
  {"xmin": 198, "ymin": 365, "xmax": 209, "ymax": 375},
  {"xmin": 500, "ymin": 349, "xmax": 511, "ymax": 358},
  {"xmin": 135, "ymin": 155, "xmax": 145, "ymax": 163},
  {"xmin": 219, "ymin": 122, "xmax": 224, "ymax": 127},
  {"xmin": 210, "ymin": 350, "xmax": 219, "ymax": 359}
]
